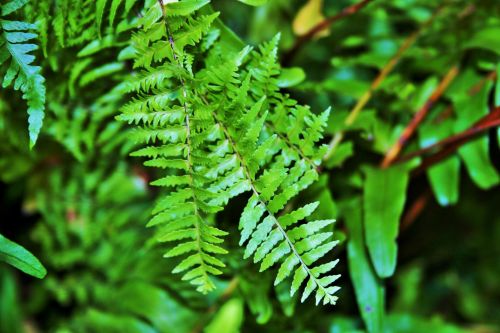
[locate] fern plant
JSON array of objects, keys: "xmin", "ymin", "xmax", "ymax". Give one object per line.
[
  {"xmin": 0, "ymin": 0, "xmax": 45, "ymax": 147},
  {"xmin": 118, "ymin": 0, "xmax": 340, "ymax": 304},
  {"xmin": 2, "ymin": 0, "xmax": 500, "ymax": 332}
]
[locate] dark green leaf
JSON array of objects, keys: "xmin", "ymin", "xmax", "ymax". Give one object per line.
[
  {"xmin": 343, "ymin": 198, "xmax": 385, "ymax": 333},
  {"xmin": 0, "ymin": 234, "xmax": 47, "ymax": 279},
  {"xmin": 463, "ymin": 26, "xmax": 500, "ymax": 55}
]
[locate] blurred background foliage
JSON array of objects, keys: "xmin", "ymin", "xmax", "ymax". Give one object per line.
[{"xmin": 1, "ymin": 0, "xmax": 500, "ymax": 332}]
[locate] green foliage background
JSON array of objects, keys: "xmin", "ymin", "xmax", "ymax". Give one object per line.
[{"xmin": 1, "ymin": 0, "xmax": 500, "ymax": 332}]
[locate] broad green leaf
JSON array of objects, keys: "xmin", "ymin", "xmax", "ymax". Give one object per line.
[
  {"xmin": 166, "ymin": 0, "xmax": 210, "ymax": 16},
  {"xmin": 237, "ymin": 0, "xmax": 268, "ymax": 6},
  {"xmin": 113, "ymin": 281, "xmax": 196, "ymax": 331},
  {"xmin": 324, "ymin": 142, "xmax": 354, "ymax": 168},
  {"xmin": 81, "ymin": 308, "xmax": 156, "ymax": 333},
  {"xmin": 463, "ymin": 26, "xmax": 500, "ymax": 55},
  {"xmin": 277, "ymin": 67, "xmax": 306, "ymax": 88},
  {"xmin": 212, "ymin": 17, "xmax": 245, "ymax": 52},
  {"xmin": 419, "ymin": 119, "xmax": 460, "ymax": 206},
  {"xmin": 0, "ymin": 234, "xmax": 47, "ymax": 279},
  {"xmin": 343, "ymin": 198, "xmax": 385, "ymax": 333},
  {"xmin": 0, "ymin": 271, "xmax": 23, "ymax": 333},
  {"xmin": 240, "ymin": 276, "xmax": 273, "ymax": 324},
  {"xmin": 275, "ymin": 280, "xmax": 297, "ymax": 317},
  {"xmin": 459, "ymin": 139, "xmax": 499, "ymax": 190},
  {"xmin": 453, "ymin": 81, "xmax": 499, "ymax": 189},
  {"xmin": 363, "ymin": 164, "xmax": 412, "ymax": 278},
  {"xmin": 327, "ymin": 110, "xmax": 377, "ymax": 135},
  {"xmin": 385, "ymin": 313, "xmax": 470, "ymax": 333},
  {"xmin": 205, "ymin": 298, "xmax": 244, "ymax": 333},
  {"xmin": 305, "ymin": 175, "xmax": 338, "ymax": 220}
]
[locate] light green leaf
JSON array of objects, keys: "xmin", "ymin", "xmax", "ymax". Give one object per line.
[
  {"xmin": 454, "ymin": 81, "xmax": 499, "ymax": 189},
  {"xmin": 81, "ymin": 309, "xmax": 156, "ymax": 333},
  {"xmin": 463, "ymin": 26, "xmax": 500, "ymax": 55},
  {"xmin": 363, "ymin": 164, "xmax": 412, "ymax": 278},
  {"xmin": 419, "ymin": 119, "xmax": 460, "ymax": 206},
  {"xmin": 96, "ymin": 0, "xmax": 108, "ymax": 37},
  {"xmin": 459, "ymin": 139, "xmax": 499, "ymax": 190},
  {"xmin": 240, "ymin": 277, "xmax": 273, "ymax": 324},
  {"xmin": 0, "ymin": 234, "xmax": 47, "ymax": 279},
  {"xmin": 114, "ymin": 281, "xmax": 196, "ymax": 331},
  {"xmin": 1, "ymin": 0, "xmax": 29, "ymax": 16},
  {"xmin": 277, "ymin": 67, "xmax": 306, "ymax": 88},
  {"xmin": 237, "ymin": 0, "xmax": 268, "ymax": 6},
  {"xmin": 324, "ymin": 142, "xmax": 354, "ymax": 168},
  {"xmin": 166, "ymin": 0, "xmax": 210, "ymax": 16},
  {"xmin": 343, "ymin": 198, "xmax": 385, "ymax": 333},
  {"xmin": 205, "ymin": 298, "xmax": 244, "ymax": 333}
]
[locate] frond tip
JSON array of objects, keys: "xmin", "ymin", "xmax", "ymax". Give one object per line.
[
  {"xmin": 0, "ymin": 0, "xmax": 46, "ymax": 147},
  {"xmin": 241, "ymin": 196, "xmax": 341, "ymax": 305}
]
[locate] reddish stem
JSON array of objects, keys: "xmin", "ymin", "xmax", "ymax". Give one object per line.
[
  {"xmin": 381, "ymin": 65, "xmax": 459, "ymax": 168},
  {"xmin": 394, "ymin": 107, "xmax": 500, "ymax": 173},
  {"xmin": 401, "ymin": 190, "xmax": 432, "ymax": 231}
]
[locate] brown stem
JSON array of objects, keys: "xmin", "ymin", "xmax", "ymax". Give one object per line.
[
  {"xmin": 394, "ymin": 107, "xmax": 500, "ymax": 173},
  {"xmin": 283, "ymin": 0, "xmax": 375, "ymax": 64},
  {"xmin": 381, "ymin": 65, "xmax": 459, "ymax": 168},
  {"xmin": 401, "ymin": 190, "xmax": 432, "ymax": 231},
  {"xmin": 322, "ymin": 6, "xmax": 445, "ymax": 162}
]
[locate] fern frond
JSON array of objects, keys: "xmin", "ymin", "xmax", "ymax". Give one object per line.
[
  {"xmin": 0, "ymin": 0, "xmax": 46, "ymax": 147},
  {"xmin": 119, "ymin": 1, "xmax": 230, "ymax": 293},
  {"xmin": 196, "ymin": 34, "xmax": 340, "ymax": 304},
  {"xmin": 216, "ymin": 119, "xmax": 341, "ymax": 304},
  {"xmin": 120, "ymin": 0, "xmax": 339, "ymax": 303}
]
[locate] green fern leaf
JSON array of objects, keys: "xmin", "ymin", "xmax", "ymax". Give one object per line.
[
  {"xmin": 1, "ymin": 0, "xmax": 46, "ymax": 147},
  {"xmin": 120, "ymin": 1, "xmax": 339, "ymax": 302}
]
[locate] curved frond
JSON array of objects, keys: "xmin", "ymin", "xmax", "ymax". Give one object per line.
[
  {"xmin": 0, "ymin": 0, "xmax": 46, "ymax": 147},
  {"xmin": 119, "ymin": 0, "xmax": 339, "ymax": 302}
]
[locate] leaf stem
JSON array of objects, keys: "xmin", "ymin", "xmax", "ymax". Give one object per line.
[
  {"xmin": 380, "ymin": 65, "xmax": 459, "ymax": 168},
  {"xmin": 395, "ymin": 107, "xmax": 500, "ymax": 173},
  {"xmin": 322, "ymin": 6, "xmax": 444, "ymax": 162}
]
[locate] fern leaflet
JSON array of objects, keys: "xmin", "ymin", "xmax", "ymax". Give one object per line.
[{"xmin": 0, "ymin": 0, "xmax": 46, "ymax": 147}]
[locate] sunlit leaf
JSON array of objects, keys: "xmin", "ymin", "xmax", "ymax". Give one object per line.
[
  {"xmin": 277, "ymin": 67, "xmax": 306, "ymax": 88},
  {"xmin": 237, "ymin": 0, "xmax": 268, "ymax": 6},
  {"xmin": 205, "ymin": 298, "xmax": 244, "ymax": 333},
  {"xmin": 292, "ymin": 0, "xmax": 329, "ymax": 38}
]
